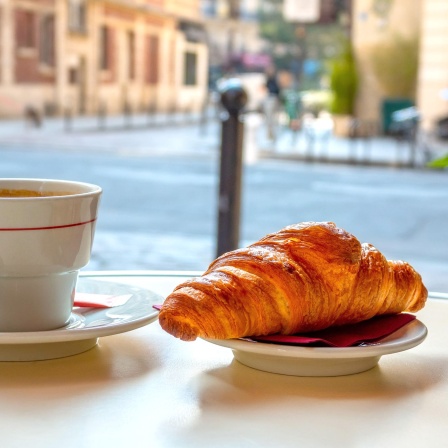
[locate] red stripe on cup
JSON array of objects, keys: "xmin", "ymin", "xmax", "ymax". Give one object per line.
[{"xmin": 0, "ymin": 217, "xmax": 97, "ymax": 231}]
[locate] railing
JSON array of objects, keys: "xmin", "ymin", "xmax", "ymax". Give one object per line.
[{"xmin": 62, "ymin": 97, "xmax": 217, "ymax": 133}]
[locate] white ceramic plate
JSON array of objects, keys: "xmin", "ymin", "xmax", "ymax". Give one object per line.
[
  {"xmin": 0, "ymin": 277, "xmax": 161, "ymax": 361},
  {"xmin": 204, "ymin": 319, "xmax": 428, "ymax": 377}
]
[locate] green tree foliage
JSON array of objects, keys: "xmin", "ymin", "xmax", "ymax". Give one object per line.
[
  {"xmin": 258, "ymin": 0, "xmax": 297, "ymax": 71},
  {"xmin": 257, "ymin": 0, "xmax": 351, "ymax": 87},
  {"xmin": 259, "ymin": 5, "xmax": 296, "ymax": 44},
  {"xmin": 368, "ymin": 34, "xmax": 419, "ymax": 99},
  {"xmin": 329, "ymin": 43, "xmax": 358, "ymax": 115}
]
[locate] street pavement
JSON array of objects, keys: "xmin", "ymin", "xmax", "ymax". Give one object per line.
[
  {"xmin": 0, "ymin": 111, "xmax": 440, "ymax": 166},
  {"xmin": 0, "ymin": 113, "xmax": 447, "ymax": 293}
]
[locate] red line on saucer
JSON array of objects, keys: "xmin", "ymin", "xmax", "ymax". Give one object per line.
[{"xmin": 0, "ymin": 217, "xmax": 97, "ymax": 231}]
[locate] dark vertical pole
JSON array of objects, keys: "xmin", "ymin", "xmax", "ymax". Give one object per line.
[
  {"xmin": 216, "ymin": 80, "xmax": 248, "ymax": 258},
  {"xmin": 98, "ymin": 102, "xmax": 106, "ymax": 130},
  {"xmin": 64, "ymin": 107, "xmax": 72, "ymax": 133},
  {"xmin": 410, "ymin": 119, "xmax": 419, "ymax": 168},
  {"xmin": 199, "ymin": 94, "xmax": 208, "ymax": 135},
  {"xmin": 123, "ymin": 100, "xmax": 132, "ymax": 129},
  {"xmin": 147, "ymin": 99, "xmax": 156, "ymax": 126}
]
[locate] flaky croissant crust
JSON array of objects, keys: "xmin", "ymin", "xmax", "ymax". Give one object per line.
[{"xmin": 159, "ymin": 222, "xmax": 427, "ymax": 341}]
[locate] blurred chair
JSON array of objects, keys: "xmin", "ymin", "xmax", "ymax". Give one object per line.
[{"xmin": 389, "ymin": 106, "xmax": 420, "ymax": 167}]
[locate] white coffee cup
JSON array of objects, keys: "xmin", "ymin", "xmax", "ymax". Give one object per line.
[{"xmin": 0, "ymin": 178, "xmax": 102, "ymax": 332}]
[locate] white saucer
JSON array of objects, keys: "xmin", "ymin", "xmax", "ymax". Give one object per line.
[
  {"xmin": 0, "ymin": 277, "xmax": 161, "ymax": 361},
  {"xmin": 204, "ymin": 319, "xmax": 428, "ymax": 377}
]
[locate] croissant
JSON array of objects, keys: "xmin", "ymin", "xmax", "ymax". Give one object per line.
[{"xmin": 159, "ymin": 222, "xmax": 427, "ymax": 341}]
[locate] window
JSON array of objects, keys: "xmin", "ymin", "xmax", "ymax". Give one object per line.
[
  {"xmin": 68, "ymin": 0, "xmax": 86, "ymax": 33},
  {"xmin": 39, "ymin": 14, "xmax": 55, "ymax": 66},
  {"xmin": 68, "ymin": 67, "xmax": 78, "ymax": 84},
  {"xmin": 184, "ymin": 52, "xmax": 197, "ymax": 86},
  {"xmin": 128, "ymin": 31, "xmax": 135, "ymax": 80},
  {"xmin": 228, "ymin": 0, "xmax": 240, "ymax": 19},
  {"xmin": 99, "ymin": 25, "xmax": 109, "ymax": 70},
  {"xmin": 145, "ymin": 35, "xmax": 159, "ymax": 85},
  {"xmin": 16, "ymin": 10, "xmax": 36, "ymax": 49}
]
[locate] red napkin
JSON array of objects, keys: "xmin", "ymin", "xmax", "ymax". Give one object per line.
[
  {"xmin": 250, "ymin": 314, "xmax": 416, "ymax": 347},
  {"xmin": 152, "ymin": 304, "xmax": 415, "ymax": 347}
]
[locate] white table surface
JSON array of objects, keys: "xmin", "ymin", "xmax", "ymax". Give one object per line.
[{"xmin": 0, "ymin": 270, "xmax": 447, "ymax": 448}]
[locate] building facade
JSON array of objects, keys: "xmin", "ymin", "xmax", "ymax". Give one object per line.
[
  {"xmin": 0, "ymin": 0, "xmax": 208, "ymax": 118},
  {"xmin": 352, "ymin": 0, "xmax": 422, "ymax": 124},
  {"xmin": 417, "ymin": 0, "xmax": 448, "ymax": 130},
  {"xmin": 352, "ymin": 0, "xmax": 448, "ymax": 132}
]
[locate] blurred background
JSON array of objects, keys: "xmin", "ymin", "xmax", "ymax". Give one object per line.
[
  {"xmin": 2, "ymin": 0, "xmax": 446, "ymax": 136},
  {"xmin": 0, "ymin": 0, "xmax": 447, "ymax": 291}
]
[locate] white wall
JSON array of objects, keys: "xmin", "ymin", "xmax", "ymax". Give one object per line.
[{"xmin": 417, "ymin": 0, "xmax": 448, "ymax": 130}]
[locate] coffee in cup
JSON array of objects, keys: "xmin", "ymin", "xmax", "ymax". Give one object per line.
[{"xmin": 0, "ymin": 178, "xmax": 102, "ymax": 332}]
